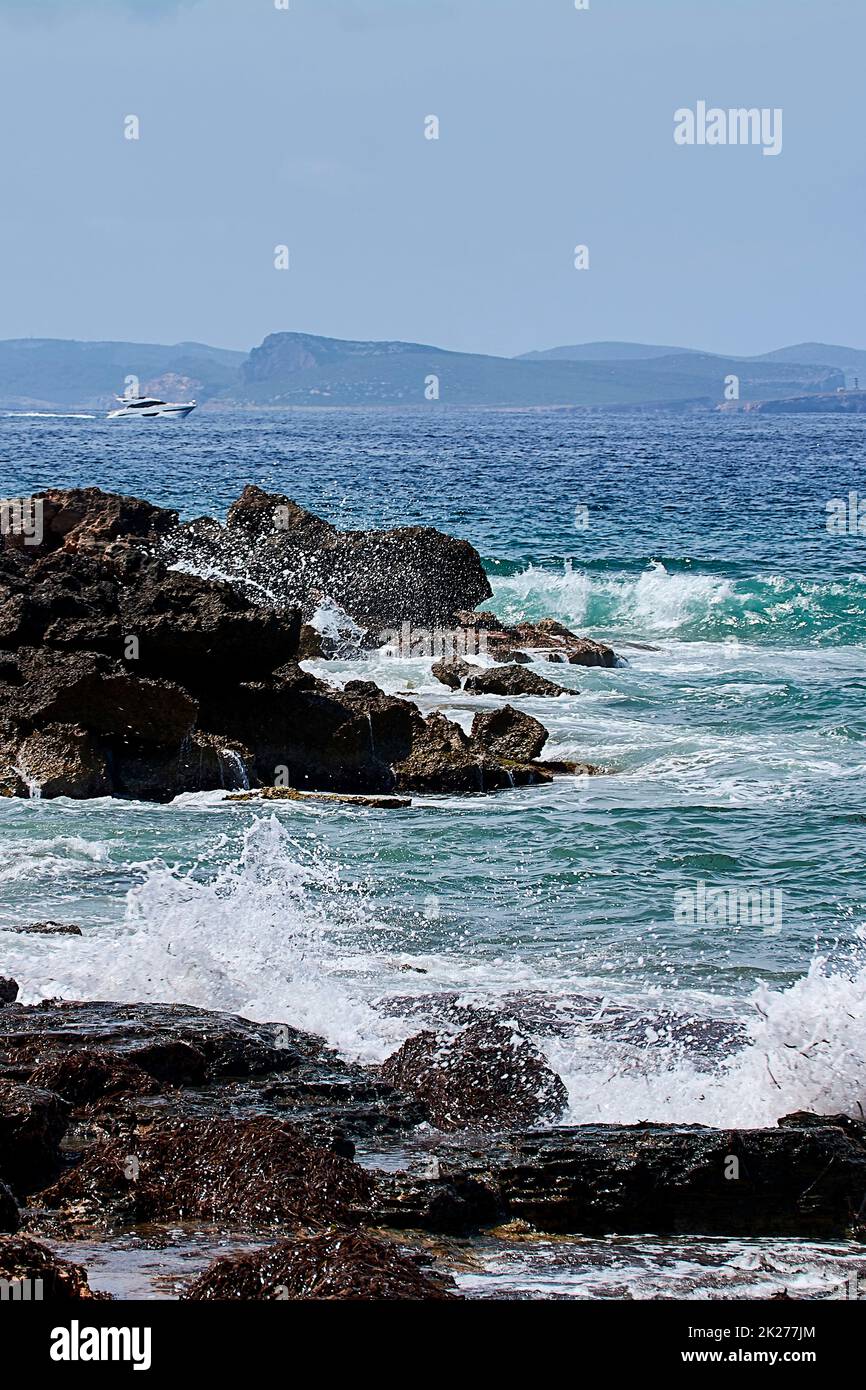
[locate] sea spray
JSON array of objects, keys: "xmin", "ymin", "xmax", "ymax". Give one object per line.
[
  {"xmin": 11, "ymin": 816, "xmax": 404, "ymax": 1063},
  {"xmin": 489, "ymin": 562, "xmax": 866, "ymax": 646},
  {"xmin": 547, "ymin": 939, "xmax": 866, "ymax": 1128}
]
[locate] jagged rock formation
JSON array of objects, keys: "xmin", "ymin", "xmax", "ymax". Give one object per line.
[{"xmin": 0, "ymin": 488, "xmax": 555, "ymax": 799}]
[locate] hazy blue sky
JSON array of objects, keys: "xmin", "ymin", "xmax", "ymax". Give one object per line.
[{"xmin": 0, "ymin": 0, "xmax": 863, "ymax": 356}]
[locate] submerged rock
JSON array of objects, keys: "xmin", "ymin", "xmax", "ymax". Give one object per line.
[
  {"xmin": 463, "ymin": 666, "xmax": 569, "ymax": 699},
  {"xmin": 227, "ymin": 787, "xmax": 412, "ymax": 809},
  {"xmin": 13, "ymin": 921, "xmax": 82, "ymax": 936},
  {"xmin": 184, "ymin": 1230, "xmax": 459, "ymax": 1301},
  {"xmin": 0, "ymin": 1235, "xmax": 108, "ymax": 1299},
  {"xmin": 380, "ymin": 1017, "xmax": 568, "ymax": 1132}
]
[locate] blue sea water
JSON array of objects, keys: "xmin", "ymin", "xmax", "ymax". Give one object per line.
[{"xmin": 1, "ymin": 408, "xmax": 865, "ymax": 1133}]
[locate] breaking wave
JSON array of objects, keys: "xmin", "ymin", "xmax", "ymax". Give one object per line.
[
  {"xmin": 490, "ymin": 561, "xmax": 866, "ymax": 645},
  {"xmin": 9, "ymin": 817, "xmax": 866, "ymax": 1128}
]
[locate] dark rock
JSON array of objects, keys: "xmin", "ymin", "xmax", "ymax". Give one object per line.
[
  {"xmin": 0, "ymin": 1000, "xmax": 427, "ymax": 1148},
  {"xmin": 392, "ymin": 710, "xmax": 548, "ymax": 793},
  {"xmin": 0, "ymin": 488, "xmax": 563, "ymax": 801},
  {"xmin": 37, "ymin": 1114, "xmax": 372, "ymax": 1231},
  {"xmin": 0, "ymin": 1235, "xmax": 109, "ymax": 1298},
  {"xmin": 447, "ymin": 1120, "xmax": 866, "ymax": 1238},
  {"xmin": 380, "ymin": 1017, "xmax": 568, "ymax": 1132},
  {"xmin": 0, "ymin": 979, "xmax": 19, "ymax": 1004},
  {"xmin": 0, "ymin": 1180, "xmax": 19, "ymax": 1232},
  {"xmin": 496, "ymin": 648, "xmax": 532, "ymax": 664},
  {"xmin": 455, "ymin": 612, "xmax": 618, "ymax": 667},
  {"xmin": 471, "ymin": 705, "xmax": 549, "ymax": 762},
  {"xmin": 463, "ymin": 666, "xmax": 570, "ymax": 699},
  {"xmin": 367, "ymin": 1170, "xmax": 503, "ymax": 1234},
  {"xmin": 431, "ymin": 657, "xmax": 473, "ymax": 690},
  {"xmin": 27, "ymin": 1049, "xmax": 162, "ymax": 1106},
  {"xmin": 116, "ymin": 562, "xmax": 301, "ymax": 696},
  {"xmin": 453, "ymin": 609, "xmax": 507, "ymax": 633},
  {"xmin": 228, "ymin": 787, "xmax": 412, "ymax": 809},
  {"xmin": 5, "ymin": 724, "xmax": 110, "ymax": 799},
  {"xmin": 0, "ymin": 1080, "xmax": 69, "ymax": 1193},
  {"xmin": 169, "ymin": 484, "xmax": 493, "ymax": 630},
  {"xmin": 0, "ymin": 1001, "xmax": 289, "ymax": 1082},
  {"xmin": 21, "ymin": 486, "xmax": 177, "ymax": 555},
  {"xmin": 539, "ymin": 759, "xmax": 603, "ymax": 776},
  {"xmin": 184, "ymin": 1230, "xmax": 459, "ymax": 1301},
  {"xmin": 297, "ymin": 623, "xmax": 326, "ymax": 660},
  {"xmin": 13, "ymin": 921, "xmax": 82, "ymax": 936}
]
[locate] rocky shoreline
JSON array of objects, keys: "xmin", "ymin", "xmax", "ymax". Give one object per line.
[
  {"xmin": 0, "ymin": 486, "xmax": 614, "ymax": 802},
  {"xmin": 2, "ymin": 486, "xmax": 863, "ymax": 1301},
  {"xmin": 0, "ymin": 994, "xmax": 863, "ymax": 1300}
]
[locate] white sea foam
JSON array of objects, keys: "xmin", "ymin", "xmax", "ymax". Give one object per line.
[
  {"xmin": 0, "ymin": 835, "xmax": 110, "ymax": 886},
  {"xmin": 493, "ymin": 561, "xmax": 735, "ymax": 634},
  {"xmin": 548, "ymin": 942, "xmax": 866, "ymax": 1128},
  {"xmin": 8, "ymin": 816, "xmax": 865, "ymax": 1128},
  {"xmin": 9, "ymin": 816, "xmax": 402, "ymax": 1062}
]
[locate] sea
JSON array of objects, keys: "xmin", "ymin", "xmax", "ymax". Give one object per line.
[{"xmin": 2, "ymin": 407, "xmax": 865, "ymax": 1299}]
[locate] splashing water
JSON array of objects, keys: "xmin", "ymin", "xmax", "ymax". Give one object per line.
[
  {"xmin": 9, "ymin": 816, "xmax": 865, "ymax": 1127},
  {"xmin": 548, "ymin": 941, "xmax": 866, "ymax": 1128},
  {"xmin": 10, "ymin": 817, "xmax": 400, "ymax": 1063}
]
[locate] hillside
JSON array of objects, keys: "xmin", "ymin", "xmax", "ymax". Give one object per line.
[{"xmin": 0, "ymin": 333, "xmax": 854, "ymax": 411}]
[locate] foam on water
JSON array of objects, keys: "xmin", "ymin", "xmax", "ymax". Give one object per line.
[
  {"xmin": 491, "ymin": 561, "xmax": 866, "ymax": 645},
  {"xmin": 8, "ymin": 816, "xmax": 402, "ymax": 1062},
  {"xmin": 548, "ymin": 941, "xmax": 866, "ymax": 1128},
  {"xmin": 8, "ymin": 816, "xmax": 865, "ymax": 1128}
]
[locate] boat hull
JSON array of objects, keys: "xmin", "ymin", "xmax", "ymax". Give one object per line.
[{"xmin": 107, "ymin": 404, "xmax": 196, "ymax": 419}]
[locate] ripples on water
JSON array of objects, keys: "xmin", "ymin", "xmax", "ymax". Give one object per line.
[{"xmin": 1, "ymin": 409, "xmax": 865, "ymax": 1138}]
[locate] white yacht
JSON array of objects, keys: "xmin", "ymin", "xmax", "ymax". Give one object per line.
[{"xmin": 107, "ymin": 394, "xmax": 196, "ymax": 420}]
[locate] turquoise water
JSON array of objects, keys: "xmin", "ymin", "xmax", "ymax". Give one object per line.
[{"xmin": 1, "ymin": 409, "xmax": 865, "ymax": 1129}]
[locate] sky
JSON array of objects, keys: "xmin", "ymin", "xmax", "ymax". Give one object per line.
[{"xmin": 0, "ymin": 0, "xmax": 863, "ymax": 357}]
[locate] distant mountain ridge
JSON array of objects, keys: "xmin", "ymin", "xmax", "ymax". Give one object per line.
[{"xmin": 0, "ymin": 333, "xmax": 861, "ymax": 412}]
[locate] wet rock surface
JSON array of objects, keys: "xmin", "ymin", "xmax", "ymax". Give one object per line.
[
  {"xmin": 0, "ymin": 488, "xmax": 569, "ymax": 800},
  {"xmin": 38, "ymin": 1113, "xmax": 373, "ymax": 1232},
  {"xmin": 0, "ymin": 1000, "xmax": 427, "ymax": 1148},
  {"xmin": 456, "ymin": 612, "xmax": 618, "ymax": 667},
  {"xmin": 168, "ymin": 484, "xmax": 493, "ymax": 629},
  {"xmin": 0, "ymin": 978, "xmax": 19, "ymax": 1004},
  {"xmin": 380, "ymin": 1017, "xmax": 569, "ymax": 1132},
  {"xmin": 0, "ymin": 998, "xmax": 862, "ymax": 1296},
  {"xmin": 13, "ymin": 922, "xmax": 83, "ymax": 936},
  {"xmin": 0, "ymin": 1234, "xmax": 109, "ymax": 1298},
  {"xmin": 471, "ymin": 705, "xmax": 549, "ymax": 762},
  {"xmin": 464, "ymin": 665, "xmax": 570, "ymax": 698},
  {"xmin": 0, "ymin": 1179, "xmax": 19, "ymax": 1232},
  {"xmin": 431, "ymin": 656, "xmax": 474, "ymax": 689},
  {"xmin": 184, "ymin": 1229, "xmax": 459, "ymax": 1301},
  {"xmin": 444, "ymin": 1121, "xmax": 866, "ymax": 1239},
  {"xmin": 0, "ymin": 1079, "xmax": 69, "ymax": 1194}
]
